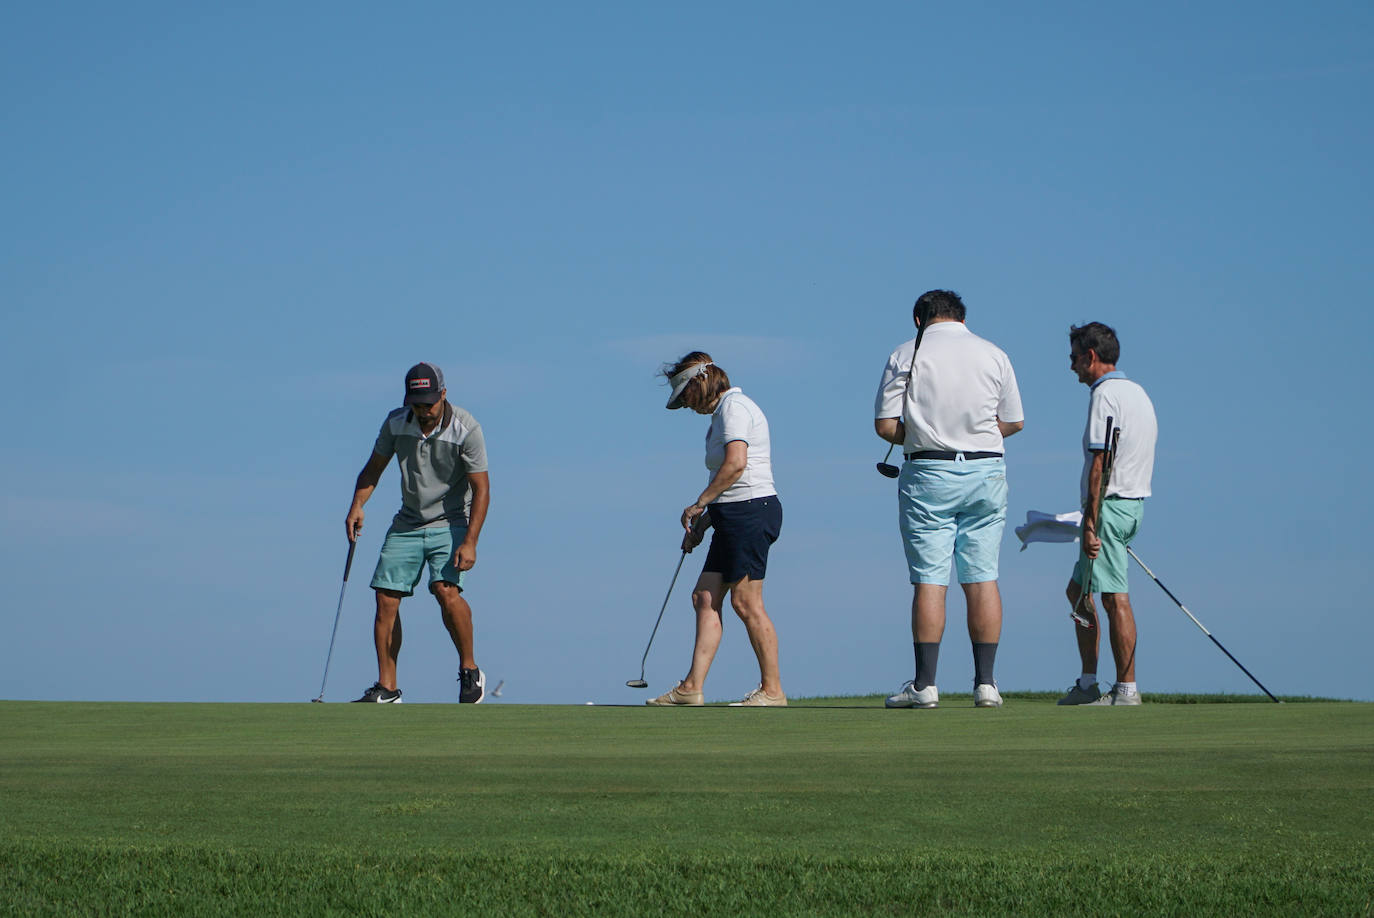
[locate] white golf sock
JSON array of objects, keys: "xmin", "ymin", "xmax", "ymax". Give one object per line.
[
  {"xmin": 1117, "ymin": 682, "xmax": 1138, "ymax": 696},
  {"xmin": 1078, "ymin": 674, "xmax": 1096, "ymax": 690}
]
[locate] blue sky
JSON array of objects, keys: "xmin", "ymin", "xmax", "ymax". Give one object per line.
[{"xmin": 4, "ymin": 3, "xmax": 1371, "ymax": 703}]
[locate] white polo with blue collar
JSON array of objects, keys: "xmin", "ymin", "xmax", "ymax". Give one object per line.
[{"xmin": 1081, "ymin": 372, "xmax": 1157, "ymax": 504}]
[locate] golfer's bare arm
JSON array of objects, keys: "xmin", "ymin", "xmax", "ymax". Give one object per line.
[
  {"xmin": 455, "ymin": 471, "xmax": 490, "ymax": 571},
  {"xmin": 1081, "ymin": 450, "xmax": 1106, "ymax": 555},
  {"xmin": 345, "ymin": 451, "xmax": 390, "ymax": 541},
  {"xmin": 875, "ymin": 418, "xmax": 904, "ymax": 444},
  {"xmin": 998, "ymin": 419, "xmax": 1024, "ymax": 438},
  {"xmin": 681, "ymin": 440, "xmax": 747, "ymax": 530}
]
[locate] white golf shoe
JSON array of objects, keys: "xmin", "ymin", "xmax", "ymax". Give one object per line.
[
  {"xmin": 973, "ymin": 683, "xmax": 1003, "ymax": 708},
  {"xmin": 1086, "ymin": 684, "xmax": 1143, "ymax": 706},
  {"xmin": 885, "ymin": 680, "xmax": 938, "ymax": 709}
]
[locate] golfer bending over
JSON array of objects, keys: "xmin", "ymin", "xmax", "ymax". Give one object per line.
[
  {"xmin": 1060, "ymin": 323, "xmax": 1157, "ymax": 706},
  {"xmin": 875, "ymin": 290, "xmax": 1023, "ymax": 709},
  {"xmin": 647, "ymin": 352, "xmax": 786, "ymax": 707},
  {"xmin": 345, "ymin": 362, "xmax": 491, "ymax": 704}
]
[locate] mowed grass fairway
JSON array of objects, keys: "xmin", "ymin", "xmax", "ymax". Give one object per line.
[{"xmin": 2, "ymin": 698, "xmax": 1370, "ymax": 916}]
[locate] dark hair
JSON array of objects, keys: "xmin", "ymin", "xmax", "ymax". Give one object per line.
[
  {"xmin": 913, "ymin": 289, "xmax": 966, "ymax": 324},
  {"xmin": 662, "ymin": 351, "xmax": 732, "ymax": 410},
  {"xmin": 1069, "ymin": 322, "xmax": 1120, "ymax": 365}
]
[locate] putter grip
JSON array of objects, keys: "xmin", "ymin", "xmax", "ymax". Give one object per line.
[
  {"xmin": 343, "ymin": 540, "xmax": 356, "ymax": 582},
  {"xmin": 691, "ymin": 508, "xmax": 712, "ymax": 538}
]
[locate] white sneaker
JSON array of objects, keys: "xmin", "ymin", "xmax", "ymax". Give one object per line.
[
  {"xmin": 1086, "ymin": 683, "xmax": 1143, "ymax": 706},
  {"xmin": 885, "ymin": 680, "xmax": 938, "ymax": 709},
  {"xmin": 973, "ymin": 683, "xmax": 1003, "ymax": 708}
]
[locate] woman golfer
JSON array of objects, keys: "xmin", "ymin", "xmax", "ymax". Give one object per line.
[{"xmin": 648, "ymin": 352, "xmax": 786, "ymax": 707}]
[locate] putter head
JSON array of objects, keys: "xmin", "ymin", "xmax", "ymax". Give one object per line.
[
  {"xmin": 876, "ymin": 462, "xmax": 900, "ymax": 479},
  {"xmin": 626, "ymin": 679, "xmax": 649, "ymax": 689},
  {"xmin": 310, "ymin": 698, "xmax": 324, "ymax": 703}
]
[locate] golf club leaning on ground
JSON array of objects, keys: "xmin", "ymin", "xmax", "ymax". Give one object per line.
[
  {"xmin": 311, "ymin": 539, "xmax": 356, "ymax": 703},
  {"xmin": 1127, "ymin": 547, "xmax": 1280, "ymax": 702},
  {"xmin": 627, "ymin": 511, "xmax": 711, "ymax": 689}
]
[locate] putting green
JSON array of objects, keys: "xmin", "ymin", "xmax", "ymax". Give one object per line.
[{"xmin": 2, "ymin": 699, "xmax": 1369, "ymax": 915}]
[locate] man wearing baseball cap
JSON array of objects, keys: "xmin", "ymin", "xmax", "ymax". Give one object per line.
[{"xmin": 344, "ymin": 362, "xmax": 491, "ymax": 703}]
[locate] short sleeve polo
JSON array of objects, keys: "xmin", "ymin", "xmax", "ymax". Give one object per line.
[
  {"xmin": 705, "ymin": 388, "xmax": 776, "ymax": 503},
  {"xmin": 875, "ymin": 322, "xmax": 1023, "ymax": 454},
  {"xmin": 373, "ymin": 402, "xmax": 488, "ymax": 531},
  {"xmin": 1080, "ymin": 373, "xmax": 1157, "ymax": 503}
]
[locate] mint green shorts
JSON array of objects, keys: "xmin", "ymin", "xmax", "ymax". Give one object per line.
[
  {"xmin": 370, "ymin": 524, "xmax": 468, "ymax": 595},
  {"xmin": 1071, "ymin": 498, "xmax": 1143, "ymax": 594}
]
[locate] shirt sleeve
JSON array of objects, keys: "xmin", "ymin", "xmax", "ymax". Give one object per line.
[
  {"xmin": 373, "ymin": 415, "xmax": 397, "ymax": 459},
  {"xmin": 997, "ymin": 355, "xmax": 1025, "ymax": 424},
  {"xmin": 874, "ymin": 345, "xmax": 908, "ymax": 419},
  {"xmin": 1087, "ymin": 388, "xmax": 1115, "ymax": 451},
  {"xmin": 719, "ymin": 399, "xmax": 752, "ymax": 445},
  {"xmin": 460, "ymin": 423, "xmax": 489, "ymax": 473}
]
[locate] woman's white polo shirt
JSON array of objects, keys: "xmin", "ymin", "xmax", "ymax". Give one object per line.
[{"xmin": 705, "ymin": 388, "xmax": 776, "ymax": 503}]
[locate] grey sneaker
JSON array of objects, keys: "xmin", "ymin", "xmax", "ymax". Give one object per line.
[
  {"xmin": 973, "ymin": 683, "xmax": 1003, "ymax": 708},
  {"xmin": 1086, "ymin": 684, "xmax": 1142, "ymax": 706},
  {"xmin": 1057, "ymin": 683, "xmax": 1102, "ymax": 705},
  {"xmin": 885, "ymin": 680, "xmax": 938, "ymax": 709}
]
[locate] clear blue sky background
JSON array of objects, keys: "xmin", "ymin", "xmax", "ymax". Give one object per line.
[{"xmin": 4, "ymin": 3, "xmax": 1371, "ymax": 704}]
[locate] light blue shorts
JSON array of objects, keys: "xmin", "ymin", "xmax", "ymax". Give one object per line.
[
  {"xmin": 1071, "ymin": 498, "xmax": 1144, "ymax": 594},
  {"xmin": 898, "ymin": 458, "xmax": 1007, "ymax": 585},
  {"xmin": 370, "ymin": 524, "xmax": 468, "ymax": 596}
]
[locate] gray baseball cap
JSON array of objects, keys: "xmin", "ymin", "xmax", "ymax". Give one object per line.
[{"xmin": 404, "ymin": 362, "xmax": 445, "ymax": 405}]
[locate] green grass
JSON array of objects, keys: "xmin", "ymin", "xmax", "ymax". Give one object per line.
[{"xmin": 2, "ymin": 698, "xmax": 1370, "ymax": 915}]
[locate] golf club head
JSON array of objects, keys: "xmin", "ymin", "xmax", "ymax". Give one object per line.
[
  {"xmin": 876, "ymin": 462, "xmax": 900, "ymax": 478},
  {"xmin": 626, "ymin": 679, "xmax": 649, "ymax": 689},
  {"xmin": 310, "ymin": 698, "xmax": 324, "ymax": 703}
]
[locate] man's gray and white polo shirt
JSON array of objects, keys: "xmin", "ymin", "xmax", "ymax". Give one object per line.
[{"xmin": 373, "ymin": 401, "xmax": 488, "ymax": 531}]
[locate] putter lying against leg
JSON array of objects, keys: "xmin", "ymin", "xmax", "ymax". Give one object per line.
[{"xmin": 1072, "ymin": 419, "xmax": 1118, "ymax": 629}]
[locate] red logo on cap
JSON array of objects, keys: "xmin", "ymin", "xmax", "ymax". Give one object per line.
[{"xmin": 409, "ymin": 379, "xmax": 432, "ymax": 389}]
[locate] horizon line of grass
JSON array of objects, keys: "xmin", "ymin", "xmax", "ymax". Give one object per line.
[
  {"xmin": 782, "ymin": 690, "xmax": 1351, "ymax": 706},
  {"xmin": 0, "ymin": 691, "xmax": 1353, "ymax": 706}
]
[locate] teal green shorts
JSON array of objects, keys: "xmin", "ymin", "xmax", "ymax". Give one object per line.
[
  {"xmin": 1071, "ymin": 498, "xmax": 1144, "ymax": 594},
  {"xmin": 370, "ymin": 524, "xmax": 468, "ymax": 595}
]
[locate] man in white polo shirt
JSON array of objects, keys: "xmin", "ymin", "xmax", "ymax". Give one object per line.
[
  {"xmin": 874, "ymin": 290, "xmax": 1024, "ymax": 709},
  {"xmin": 1059, "ymin": 322, "xmax": 1158, "ymax": 706}
]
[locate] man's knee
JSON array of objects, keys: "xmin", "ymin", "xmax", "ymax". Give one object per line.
[
  {"xmin": 374, "ymin": 588, "xmax": 404, "ymax": 618},
  {"xmin": 432, "ymin": 581, "xmax": 469, "ymax": 613}
]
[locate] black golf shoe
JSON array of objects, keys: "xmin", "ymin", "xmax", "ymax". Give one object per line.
[
  {"xmin": 458, "ymin": 667, "xmax": 485, "ymax": 704},
  {"xmin": 351, "ymin": 682, "xmax": 403, "ymax": 703}
]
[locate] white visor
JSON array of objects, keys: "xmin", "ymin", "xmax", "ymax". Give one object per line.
[{"xmin": 666, "ymin": 361, "xmax": 713, "ymax": 409}]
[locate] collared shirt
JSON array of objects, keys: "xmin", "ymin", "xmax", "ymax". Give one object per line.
[
  {"xmin": 875, "ymin": 321, "xmax": 1024, "ymax": 454},
  {"xmin": 373, "ymin": 401, "xmax": 488, "ymax": 530},
  {"xmin": 1080, "ymin": 371, "xmax": 1157, "ymax": 503},
  {"xmin": 705, "ymin": 387, "xmax": 776, "ymax": 503}
]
